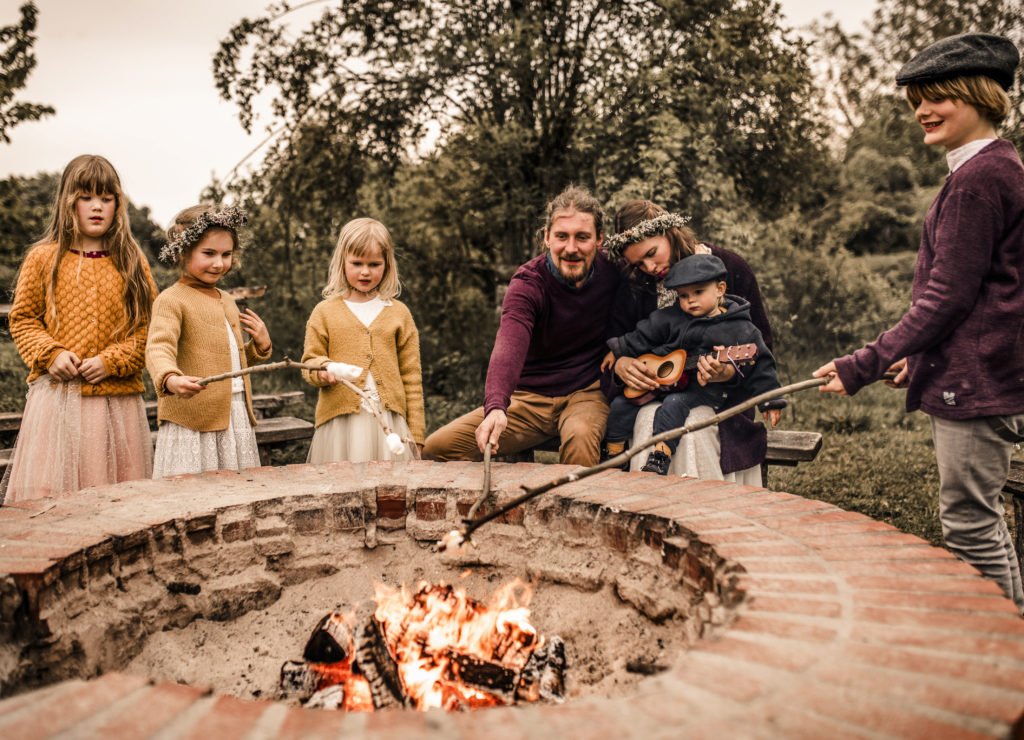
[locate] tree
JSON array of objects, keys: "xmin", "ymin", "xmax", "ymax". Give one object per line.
[
  {"xmin": 212, "ymin": 0, "xmax": 835, "ymax": 421},
  {"xmin": 215, "ymin": 0, "xmax": 830, "ymax": 263},
  {"xmin": 0, "ymin": 2, "xmax": 53, "ymax": 145}
]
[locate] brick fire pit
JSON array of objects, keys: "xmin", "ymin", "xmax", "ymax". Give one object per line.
[{"xmin": 1, "ymin": 461, "xmax": 1023, "ymax": 738}]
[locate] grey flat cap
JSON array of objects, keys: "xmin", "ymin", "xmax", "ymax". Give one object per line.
[
  {"xmin": 896, "ymin": 33, "xmax": 1019, "ymax": 90},
  {"xmin": 664, "ymin": 254, "xmax": 728, "ymax": 289}
]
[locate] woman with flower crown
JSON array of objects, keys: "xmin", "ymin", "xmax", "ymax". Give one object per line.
[
  {"xmin": 146, "ymin": 204, "xmax": 273, "ymax": 478},
  {"xmin": 602, "ymin": 199, "xmax": 779, "ymax": 484}
]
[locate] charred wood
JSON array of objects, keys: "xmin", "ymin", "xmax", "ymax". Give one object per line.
[
  {"xmin": 303, "ymin": 612, "xmax": 352, "ymax": 663},
  {"xmin": 356, "ymin": 615, "xmax": 408, "ymax": 709}
]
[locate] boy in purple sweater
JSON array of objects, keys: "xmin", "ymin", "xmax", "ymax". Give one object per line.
[
  {"xmin": 815, "ymin": 33, "xmax": 1024, "ymax": 612},
  {"xmin": 424, "ymin": 186, "xmax": 621, "ymax": 465}
]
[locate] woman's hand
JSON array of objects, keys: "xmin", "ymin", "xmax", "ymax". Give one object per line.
[
  {"xmin": 763, "ymin": 408, "xmax": 782, "ymax": 428},
  {"xmin": 884, "ymin": 358, "xmax": 909, "ymax": 388},
  {"xmin": 812, "ymin": 361, "xmax": 848, "ymax": 395},
  {"xmin": 48, "ymin": 350, "xmax": 81, "ymax": 381},
  {"xmin": 239, "ymin": 308, "xmax": 271, "ymax": 354},
  {"xmin": 78, "ymin": 356, "xmax": 110, "ymax": 384},
  {"xmin": 600, "ymin": 351, "xmax": 616, "ymax": 373},
  {"xmin": 696, "ymin": 348, "xmax": 736, "ymax": 387},
  {"xmin": 614, "ymin": 356, "xmax": 658, "ymax": 391},
  {"xmin": 165, "ymin": 374, "xmax": 206, "ymax": 399}
]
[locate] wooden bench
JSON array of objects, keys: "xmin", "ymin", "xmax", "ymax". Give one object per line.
[
  {"xmin": 142, "ymin": 390, "xmax": 305, "ymax": 423},
  {"xmin": 499, "ymin": 429, "xmax": 823, "ymax": 487},
  {"xmin": 1002, "ymin": 459, "xmax": 1024, "ymax": 566},
  {"xmin": 0, "ymin": 392, "xmax": 314, "ymax": 476}
]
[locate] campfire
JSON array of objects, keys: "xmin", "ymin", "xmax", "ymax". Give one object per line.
[{"xmin": 279, "ymin": 580, "xmax": 567, "ymax": 711}]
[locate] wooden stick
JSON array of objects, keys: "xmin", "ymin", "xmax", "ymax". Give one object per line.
[
  {"xmin": 440, "ymin": 377, "xmax": 829, "ymax": 550},
  {"xmin": 197, "ymin": 358, "xmax": 312, "ymax": 386},
  {"xmin": 196, "ymin": 358, "xmax": 421, "ymax": 458},
  {"xmin": 465, "ymin": 444, "xmax": 493, "ymax": 523}
]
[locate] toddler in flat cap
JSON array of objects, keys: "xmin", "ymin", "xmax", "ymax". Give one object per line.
[
  {"xmin": 605, "ymin": 253, "xmax": 779, "ymax": 475},
  {"xmin": 815, "ymin": 33, "xmax": 1024, "ymax": 612}
]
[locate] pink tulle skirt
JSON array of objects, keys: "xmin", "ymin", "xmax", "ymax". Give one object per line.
[{"xmin": 1, "ymin": 377, "xmax": 153, "ymax": 505}]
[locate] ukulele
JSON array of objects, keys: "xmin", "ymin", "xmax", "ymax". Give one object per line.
[{"xmin": 622, "ymin": 344, "xmax": 759, "ymax": 405}]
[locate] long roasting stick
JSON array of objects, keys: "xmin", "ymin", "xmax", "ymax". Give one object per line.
[
  {"xmin": 464, "ymin": 444, "xmax": 493, "ymax": 524},
  {"xmin": 196, "ymin": 358, "xmax": 421, "ymax": 459},
  {"xmin": 439, "ymin": 377, "xmax": 829, "ymax": 551}
]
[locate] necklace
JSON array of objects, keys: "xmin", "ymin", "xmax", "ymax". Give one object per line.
[{"xmin": 70, "ymin": 248, "xmax": 110, "ymax": 258}]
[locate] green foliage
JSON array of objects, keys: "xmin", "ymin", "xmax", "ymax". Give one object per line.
[
  {"xmin": 0, "ymin": 2, "xmax": 53, "ymax": 144},
  {"xmin": 0, "ymin": 170, "xmax": 53, "ymax": 293},
  {"xmin": 773, "ymin": 365, "xmax": 943, "ymax": 547},
  {"xmin": 213, "ymin": 0, "xmax": 834, "ymax": 426}
]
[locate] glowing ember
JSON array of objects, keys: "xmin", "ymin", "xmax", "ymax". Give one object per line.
[{"xmin": 279, "ymin": 580, "xmax": 566, "ymax": 712}]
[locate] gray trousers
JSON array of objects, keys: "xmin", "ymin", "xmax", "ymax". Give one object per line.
[{"xmin": 931, "ymin": 414, "xmax": 1024, "ymax": 612}]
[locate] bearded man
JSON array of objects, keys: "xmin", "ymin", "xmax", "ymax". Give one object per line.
[{"xmin": 423, "ymin": 185, "xmax": 621, "ymax": 465}]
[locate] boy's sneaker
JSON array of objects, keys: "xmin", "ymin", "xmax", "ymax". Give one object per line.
[{"xmin": 641, "ymin": 450, "xmax": 672, "ymax": 476}]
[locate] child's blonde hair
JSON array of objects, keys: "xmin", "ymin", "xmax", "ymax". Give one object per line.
[
  {"xmin": 323, "ymin": 217, "xmax": 401, "ymax": 299},
  {"xmin": 905, "ymin": 75, "xmax": 1012, "ymax": 125},
  {"xmin": 31, "ymin": 154, "xmax": 151, "ymax": 338},
  {"xmin": 165, "ymin": 204, "xmax": 243, "ymax": 271}
]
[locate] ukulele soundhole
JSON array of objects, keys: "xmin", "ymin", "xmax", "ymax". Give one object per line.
[{"xmin": 656, "ymin": 361, "xmax": 675, "ymax": 379}]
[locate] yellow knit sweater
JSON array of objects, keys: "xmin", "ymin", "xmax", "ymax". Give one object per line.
[
  {"xmin": 146, "ymin": 282, "xmax": 272, "ymax": 432},
  {"xmin": 302, "ymin": 296, "xmax": 425, "ymax": 443},
  {"xmin": 9, "ymin": 243, "xmax": 157, "ymax": 395}
]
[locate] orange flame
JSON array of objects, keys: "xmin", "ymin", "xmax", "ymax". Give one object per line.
[{"xmin": 373, "ymin": 579, "xmax": 541, "ymax": 710}]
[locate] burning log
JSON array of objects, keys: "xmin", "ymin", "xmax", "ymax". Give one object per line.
[
  {"xmin": 516, "ymin": 636, "xmax": 567, "ymax": 704},
  {"xmin": 303, "ymin": 612, "xmax": 352, "ymax": 664},
  {"xmin": 279, "ymin": 581, "xmax": 567, "ymax": 712},
  {"xmin": 355, "ymin": 615, "xmax": 409, "ymax": 710}
]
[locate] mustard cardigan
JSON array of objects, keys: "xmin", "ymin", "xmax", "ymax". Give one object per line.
[
  {"xmin": 9, "ymin": 243, "xmax": 157, "ymax": 395},
  {"xmin": 146, "ymin": 282, "xmax": 272, "ymax": 432},
  {"xmin": 302, "ymin": 296, "xmax": 425, "ymax": 443}
]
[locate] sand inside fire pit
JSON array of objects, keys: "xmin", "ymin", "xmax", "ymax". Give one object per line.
[{"xmin": 126, "ymin": 535, "xmax": 694, "ymax": 705}]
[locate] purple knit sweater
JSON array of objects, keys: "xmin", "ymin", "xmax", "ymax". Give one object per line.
[
  {"xmin": 484, "ymin": 252, "xmax": 622, "ymax": 414},
  {"xmin": 835, "ymin": 139, "xmax": 1024, "ymax": 419}
]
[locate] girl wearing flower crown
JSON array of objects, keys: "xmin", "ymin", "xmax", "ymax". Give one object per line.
[
  {"xmin": 302, "ymin": 217, "xmax": 424, "ymax": 463},
  {"xmin": 146, "ymin": 205, "xmax": 272, "ymax": 477},
  {"xmin": 3, "ymin": 155, "xmax": 157, "ymax": 504}
]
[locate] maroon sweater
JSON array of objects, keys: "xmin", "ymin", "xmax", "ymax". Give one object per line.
[
  {"xmin": 484, "ymin": 252, "xmax": 622, "ymax": 414},
  {"xmin": 836, "ymin": 139, "xmax": 1024, "ymax": 419}
]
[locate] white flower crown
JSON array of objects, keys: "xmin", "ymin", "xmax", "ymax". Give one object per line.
[
  {"xmin": 604, "ymin": 212, "xmax": 691, "ymax": 259},
  {"xmin": 159, "ymin": 206, "xmax": 248, "ymax": 264}
]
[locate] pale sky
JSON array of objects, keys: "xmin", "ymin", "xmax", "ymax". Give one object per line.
[{"xmin": 1, "ymin": 0, "xmax": 875, "ymax": 227}]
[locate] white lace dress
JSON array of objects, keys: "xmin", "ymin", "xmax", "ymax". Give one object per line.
[
  {"xmin": 152, "ymin": 320, "xmax": 260, "ymax": 478},
  {"xmin": 306, "ymin": 297, "xmax": 415, "ymax": 464}
]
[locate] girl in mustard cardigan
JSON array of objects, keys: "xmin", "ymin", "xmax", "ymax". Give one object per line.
[
  {"xmin": 146, "ymin": 205, "xmax": 272, "ymax": 477},
  {"xmin": 3, "ymin": 155, "xmax": 157, "ymax": 503},
  {"xmin": 302, "ymin": 217, "xmax": 424, "ymax": 463}
]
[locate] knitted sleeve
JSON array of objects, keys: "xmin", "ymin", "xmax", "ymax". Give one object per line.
[
  {"xmin": 396, "ymin": 307, "xmax": 425, "ymax": 443},
  {"xmin": 99, "ymin": 256, "xmax": 158, "ymax": 378},
  {"xmin": 146, "ymin": 292, "xmax": 185, "ymax": 397},
  {"xmin": 9, "ymin": 246, "xmax": 66, "ymax": 373},
  {"xmin": 301, "ymin": 303, "xmax": 332, "ymax": 387},
  {"xmin": 835, "ymin": 186, "xmax": 997, "ymax": 396},
  {"xmin": 483, "ymin": 274, "xmax": 543, "ymax": 415}
]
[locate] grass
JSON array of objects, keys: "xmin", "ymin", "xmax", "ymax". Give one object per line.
[{"xmin": 771, "ymin": 363, "xmax": 944, "ymax": 546}]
